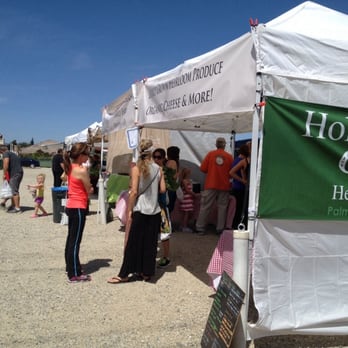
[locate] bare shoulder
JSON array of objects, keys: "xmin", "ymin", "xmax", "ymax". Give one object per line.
[
  {"xmin": 166, "ymin": 159, "xmax": 177, "ymax": 170},
  {"xmin": 72, "ymin": 165, "xmax": 88, "ymax": 178}
]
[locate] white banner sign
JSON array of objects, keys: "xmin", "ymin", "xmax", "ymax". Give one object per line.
[
  {"xmin": 138, "ymin": 33, "xmax": 256, "ymax": 133},
  {"xmin": 102, "ymin": 88, "xmax": 135, "ymax": 135}
]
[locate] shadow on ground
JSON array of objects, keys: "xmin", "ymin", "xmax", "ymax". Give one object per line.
[
  {"xmin": 168, "ymin": 227, "xmax": 219, "ymax": 286},
  {"xmin": 83, "ymin": 258, "xmax": 113, "ymax": 274}
]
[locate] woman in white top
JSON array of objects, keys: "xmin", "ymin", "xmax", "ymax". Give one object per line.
[{"xmin": 107, "ymin": 139, "xmax": 166, "ymax": 283}]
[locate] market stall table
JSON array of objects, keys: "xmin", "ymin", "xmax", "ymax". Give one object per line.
[{"xmin": 206, "ymin": 229, "xmax": 234, "ymax": 290}]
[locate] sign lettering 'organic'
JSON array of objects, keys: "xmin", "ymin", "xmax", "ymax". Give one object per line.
[{"xmin": 145, "ymin": 60, "xmax": 223, "ymax": 116}]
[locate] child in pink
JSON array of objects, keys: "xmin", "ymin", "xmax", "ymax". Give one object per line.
[{"xmin": 179, "ymin": 168, "xmax": 195, "ymax": 232}]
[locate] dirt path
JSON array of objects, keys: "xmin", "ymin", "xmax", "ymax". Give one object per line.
[{"xmin": 1, "ymin": 167, "xmax": 348, "ymax": 347}]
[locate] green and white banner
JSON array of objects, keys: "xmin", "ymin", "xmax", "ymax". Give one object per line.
[{"xmin": 259, "ymin": 97, "xmax": 348, "ymax": 220}]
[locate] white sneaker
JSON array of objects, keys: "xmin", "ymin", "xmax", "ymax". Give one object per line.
[{"xmin": 7, "ymin": 207, "xmax": 22, "ymax": 213}]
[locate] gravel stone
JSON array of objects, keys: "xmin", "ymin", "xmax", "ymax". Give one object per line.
[{"xmin": 1, "ymin": 167, "xmax": 348, "ymax": 347}]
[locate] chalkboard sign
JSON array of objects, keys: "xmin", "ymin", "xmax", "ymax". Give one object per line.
[{"xmin": 201, "ymin": 272, "xmax": 245, "ymax": 348}]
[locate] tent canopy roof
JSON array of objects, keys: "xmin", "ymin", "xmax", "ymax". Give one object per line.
[
  {"xmin": 103, "ymin": 1, "xmax": 348, "ymax": 136},
  {"xmin": 266, "ymin": 1, "xmax": 348, "ymax": 41},
  {"xmin": 259, "ymin": 1, "xmax": 348, "ymax": 108},
  {"xmin": 65, "ymin": 122, "xmax": 103, "ymax": 147}
]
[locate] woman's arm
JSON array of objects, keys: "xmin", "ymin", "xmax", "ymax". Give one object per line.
[
  {"xmin": 159, "ymin": 167, "xmax": 166, "ymax": 194},
  {"xmin": 229, "ymin": 159, "xmax": 247, "ymax": 185},
  {"xmin": 127, "ymin": 166, "xmax": 139, "ymax": 216}
]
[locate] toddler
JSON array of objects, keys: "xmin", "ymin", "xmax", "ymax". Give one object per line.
[
  {"xmin": 27, "ymin": 173, "xmax": 48, "ymax": 218},
  {"xmin": 179, "ymin": 168, "xmax": 195, "ymax": 232}
]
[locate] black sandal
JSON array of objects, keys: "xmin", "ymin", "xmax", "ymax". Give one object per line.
[{"xmin": 140, "ymin": 274, "xmax": 151, "ymax": 282}]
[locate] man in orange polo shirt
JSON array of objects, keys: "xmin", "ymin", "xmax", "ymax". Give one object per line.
[{"xmin": 195, "ymin": 137, "xmax": 233, "ymax": 235}]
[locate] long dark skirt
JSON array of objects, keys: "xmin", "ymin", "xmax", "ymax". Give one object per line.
[{"xmin": 118, "ymin": 211, "xmax": 161, "ymax": 278}]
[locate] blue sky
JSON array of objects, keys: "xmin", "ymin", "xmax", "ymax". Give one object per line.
[{"xmin": 1, "ymin": 0, "xmax": 347, "ymax": 144}]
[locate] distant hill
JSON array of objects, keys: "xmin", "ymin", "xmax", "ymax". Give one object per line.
[
  {"xmin": 38, "ymin": 139, "xmax": 62, "ymax": 146},
  {"xmin": 20, "ymin": 140, "xmax": 64, "ymax": 155}
]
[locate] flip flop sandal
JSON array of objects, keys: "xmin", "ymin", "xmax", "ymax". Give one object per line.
[{"xmin": 107, "ymin": 276, "xmax": 129, "ymax": 284}]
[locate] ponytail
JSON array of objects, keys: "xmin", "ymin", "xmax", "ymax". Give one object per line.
[{"xmin": 63, "ymin": 150, "xmax": 71, "ymax": 174}]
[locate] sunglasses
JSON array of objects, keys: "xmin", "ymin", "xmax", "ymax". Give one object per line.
[{"xmin": 153, "ymin": 155, "xmax": 163, "ymax": 160}]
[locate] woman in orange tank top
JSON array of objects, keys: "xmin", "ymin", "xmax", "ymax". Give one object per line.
[{"xmin": 62, "ymin": 142, "xmax": 93, "ymax": 283}]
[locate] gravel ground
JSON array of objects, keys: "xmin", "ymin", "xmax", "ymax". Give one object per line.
[{"xmin": 1, "ymin": 167, "xmax": 348, "ymax": 347}]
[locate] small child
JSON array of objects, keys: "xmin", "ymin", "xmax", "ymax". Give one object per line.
[
  {"xmin": 179, "ymin": 168, "xmax": 195, "ymax": 232},
  {"xmin": 27, "ymin": 173, "xmax": 48, "ymax": 218}
]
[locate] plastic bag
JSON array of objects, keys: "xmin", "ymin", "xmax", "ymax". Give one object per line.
[
  {"xmin": 1, "ymin": 181, "xmax": 13, "ymax": 199},
  {"xmin": 60, "ymin": 212, "xmax": 68, "ymax": 225}
]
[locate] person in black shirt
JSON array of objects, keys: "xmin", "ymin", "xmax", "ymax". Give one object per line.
[{"xmin": 52, "ymin": 149, "xmax": 64, "ymax": 187}]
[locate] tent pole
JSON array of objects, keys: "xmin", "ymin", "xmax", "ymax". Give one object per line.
[
  {"xmin": 131, "ymin": 83, "xmax": 140, "ymax": 163},
  {"xmin": 233, "ymin": 23, "xmax": 263, "ymax": 346},
  {"xmin": 248, "ymin": 18, "xmax": 262, "ymax": 242},
  {"xmin": 97, "ymin": 176, "xmax": 107, "ymax": 225},
  {"xmin": 97, "ymin": 136, "xmax": 107, "ymax": 225},
  {"xmin": 100, "ymin": 137, "xmax": 104, "ymax": 178},
  {"xmin": 230, "ymin": 130, "xmax": 236, "ymax": 156},
  {"xmin": 233, "ymin": 96, "xmax": 263, "ymax": 345}
]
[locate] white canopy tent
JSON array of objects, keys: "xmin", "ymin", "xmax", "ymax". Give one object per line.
[
  {"xmin": 64, "ymin": 121, "xmax": 103, "ymax": 148},
  {"xmin": 248, "ymin": 2, "xmax": 348, "ymax": 339},
  {"xmin": 102, "ymin": 1, "xmax": 348, "ymax": 340}
]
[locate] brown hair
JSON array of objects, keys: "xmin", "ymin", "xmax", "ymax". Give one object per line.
[
  {"xmin": 63, "ymin": 142, "xmax": 90, "ymax": 174},
  {"xmin": 216, "ymin": 137, "xmax": 226, "ymax": 149},
  {"xmin": 153, "ymin": 148, "xmax": 166, "ymax": 160},
  {"xmin": 238, "ymin": 144, "xmax": 250, "ymax": 157},
  {"xmin": 167, "ymin": 146, "xmax": 180, "ymax": 169}
]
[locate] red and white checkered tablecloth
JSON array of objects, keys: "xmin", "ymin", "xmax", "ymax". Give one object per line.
[{"xmin": 206, "ymin": 230, "xmax": 234, "ymax": 291}]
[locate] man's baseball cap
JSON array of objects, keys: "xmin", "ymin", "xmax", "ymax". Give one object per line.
[{"xmin": 216, "ymin": 137, "xmax": 226, "ymax": 146}]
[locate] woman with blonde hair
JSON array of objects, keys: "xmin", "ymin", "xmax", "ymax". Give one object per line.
[
  {"xmin": 107, "ymin": 139, "xmax": 166, "ymax": 283},
  {"xmin": 63, "ymin": 142, "xmax": 93, "ymax": 283}
]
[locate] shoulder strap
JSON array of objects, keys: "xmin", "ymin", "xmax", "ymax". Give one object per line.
[{"xmin": 137, "ymin": 168, "xmax": 159, "ymax": 199}]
